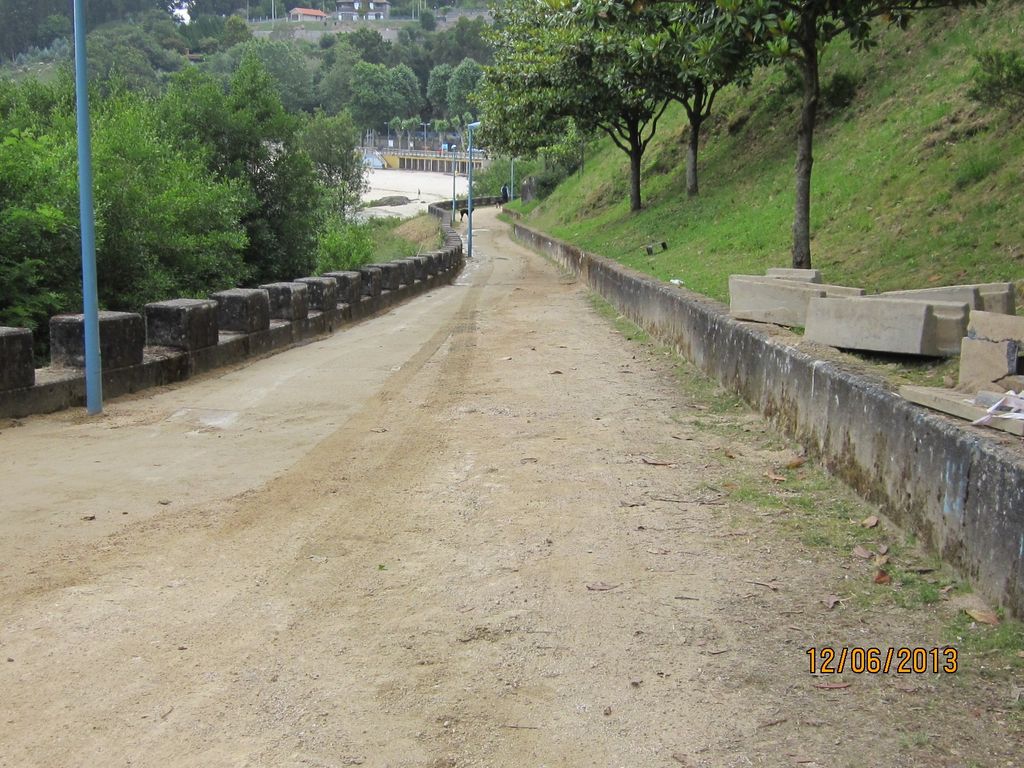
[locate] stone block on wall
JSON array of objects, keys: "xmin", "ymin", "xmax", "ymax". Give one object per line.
[
  {"xmin": 0, "ymin": 327, "xmax": 35, "ymax": 390},
  {"xmin": 259, "ymin": 282, "xmax": 309, "ymax": 321},
  {"xmin": 295, "ymin": 277, "xmax": 338, "ymax": 311},
  {"xmin": 368, "ymin": 263, "xmax": 400, "ymax": 291},
  {"xmin": 51, "ymin": 311, "xmax": 145, "ymax": 369},
  {"xmin": 358, "ymin": 267, "xmax": 382, "ymax": 297},
  {"xmin": 145, "ymin": 299, "xmax": 219, "ymax": 351},
  {"xmin": 211, "ymin": 289, "xmax": 270, "ymax": 334},
  {"xmin": 322, "ymin": 271, "xmax": 362, "ymax": 305}
]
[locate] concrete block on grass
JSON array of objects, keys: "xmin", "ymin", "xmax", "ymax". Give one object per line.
[
  {"xmin": 729, "ymin": 276, "xmax": 865, "ymax": 327},
  {"xmin": 765, "ymin": 268, "xmax": 822, "ymax": 283},
  {"xmin": 968, "ymin": 310, "xmax": 1024, "ymax": 343},
  {"xmin": 145, "ymin": 299, "xmax": 219, "ymax": 351},
  {"xmin": 871, "ymin": 283, "xmax": 1015, "ymax": 314},
  {"xmin": 51, "ymin": 311, "xmax": 145, "ymax": 369},
  {"xmin": 0, "ymin": 327, "xmax": 35, "ymax": 390},
  {"xmin": 805, "ymin": 297, "xmax": 968, "ymax": 356},
  {"xmin": 958, "ymin": 337, "xmax": 1022, "ymax": 391},
  {"xmin": 211, "ymin": 289, "xmax": 270, "ymax": 334},
  {"xmin": 259, "ymin": 282, "xmax": 309, "ymax": 321}
]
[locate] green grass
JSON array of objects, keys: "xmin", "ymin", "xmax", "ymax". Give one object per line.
[
  {"xmin": 367, "ymin": 214, "xmax": 443, "ymax": 262},
  {"xmin": 520, "ymin": 4, "xmax": 1024, "ymax": 304}
]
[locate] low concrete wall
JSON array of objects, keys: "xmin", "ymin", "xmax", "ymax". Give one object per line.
[
  {"xmin": 1, "ymin": 231, "xmax": 466, "ymax": 420},
  {"xmin": 512, "ymin": 220, "xmax": 1024, "ymax": 617}
]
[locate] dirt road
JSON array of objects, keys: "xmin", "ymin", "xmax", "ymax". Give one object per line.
[{"xmin": 0, "ymin": 210, "xmax": 1019, "ymax": 767}]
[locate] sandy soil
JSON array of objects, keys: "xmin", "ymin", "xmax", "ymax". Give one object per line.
[
  {"xmin": 361, "ymin": 170, "xmax": 468, "ymax": 220},
  {"xmin": 0, "ymin": 209, "xmax": 1020, "ymax": 767}
]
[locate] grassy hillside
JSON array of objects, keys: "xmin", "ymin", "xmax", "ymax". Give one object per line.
[{"xmin": 514, "ymin": 3, "xmax": 1024, "ymax": 305}]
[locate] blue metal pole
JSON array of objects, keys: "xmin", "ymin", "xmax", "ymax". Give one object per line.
[
  {"xmin": 73, "ymin": 0, "xmax": 102, "ymax": 415},
  {"xmin": 467, "ymin": 121, "xmax": 480, "ymax": 259}
]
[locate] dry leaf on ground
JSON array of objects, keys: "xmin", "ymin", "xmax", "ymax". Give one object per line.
[{"xmin": 966, "ymin": 608, "xmax": 999, "ymax": 626}]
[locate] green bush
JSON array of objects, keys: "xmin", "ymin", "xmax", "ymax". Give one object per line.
[
  {"xmin": 969, "ymin": 49, "xmax": 1024, "ymax": 107},
  {"xmin": 316, "ymin": 216, "xmax": 374, "ymax": 273}
]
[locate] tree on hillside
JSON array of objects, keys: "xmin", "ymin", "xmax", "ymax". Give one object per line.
[
  {"xmin": 447, "ymin": 57, "xmax": 483, "ymax": 120},
  {"xmin": 391, "ymin": 63, "xmax": 424, "ymax": 118},
  {"xmin": 718, "ymin": 0, "xmax": 983, "ymax": 268},
  {"xmin": 300, "ymin": 110, "xmax": 366, "ymax": 211},
  {"xmin": 347, "ymin": 27, "xmax": 394, "ymax": 65},
  {"xmin": 427, "ymin": 62, "xmax": 454, "ymax": 118},
  {"xmin": 161, "ymin": 55, "xmax": 322, "ymax": 283},
  {"xmin": 583, "ymin": 0, "xmax": 757, "ymax": 198},
  {"xmin": 316, "ymin": 39, "xmax": 361, "ymax": 115},
  {"xmin": 481, "ymin": 0, "xmax": 676, "ymax": 212},
  {"xmin": 349, "ymin": 61, "xmax": 423, "ymax": 131}
]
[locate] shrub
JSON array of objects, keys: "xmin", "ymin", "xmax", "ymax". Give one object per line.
[{"xmin": 969, "ymin": 49, "xmax": 1024, "ymax": 108}]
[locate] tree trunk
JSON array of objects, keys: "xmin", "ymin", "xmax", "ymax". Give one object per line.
[
  {"xmin": 686, "ymin": 113, "xmax": 702, "ymax": 197},
  {"xmin": 628, "ymin": 122, "xmax": 643, "ymax": 212},
  {"xmin": 792, "ymin": 35, "xmax": 819, "ymax": 269},
  {"xmin": 629, "ymin": 144, "xmax": 642, "ymax": 212}
]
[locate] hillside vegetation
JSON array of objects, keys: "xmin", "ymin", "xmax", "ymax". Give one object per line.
[{"xmin": 514, "ymin": 3, "xmax": 1024, "ymax": 304}]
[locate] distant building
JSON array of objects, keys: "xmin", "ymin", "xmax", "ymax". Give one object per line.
[
  {"xmin": 335, "ymin": 0, "xmax": 391, "ymax": 21},
  {"xmin": 289, "ymin": 7, "xmax": 328, "ymax": 21}
]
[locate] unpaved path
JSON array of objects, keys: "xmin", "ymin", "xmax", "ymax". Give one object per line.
[{"xmin": 0, "ymin": 210, "xmax": 1019, "ymax": 767}]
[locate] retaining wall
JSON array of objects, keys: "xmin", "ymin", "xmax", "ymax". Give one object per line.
[
  {"xmin": 513, "ymin": 220, "xmax": 1024, "ymax": 617},
  {"xmin": 1, "ymin": 230, "xmax": 465, "ymax": 420}
]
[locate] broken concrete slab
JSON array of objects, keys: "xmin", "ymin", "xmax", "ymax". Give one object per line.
[
  {"xmin": 958, "ymin": 337, "xmax": 1022, "ymax": 391},
  {"xmin": 901, "ymin": 385, "xmax": 1024, "ymax": 436},
  {"xmin": 968, "ymin": 310, "xmax": 1024, "ymax": 342},
  {"xmin": 729, "ymin": 276, "xmax": 865, "ymax": 327},
  {"xmin": 871, "ymin": 283, "xmax": 1015, "ymax": 314},
  {"xmin": 765, "ymin": 267, "xmax": 822, "ymax": 283},
  {"xmin": 804, "ymin": 297, "xmax": 968, "ymax": 356}
]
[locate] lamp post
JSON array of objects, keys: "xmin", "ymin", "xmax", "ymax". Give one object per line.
[
  {"xmin": 421, "ymin": 121, "xmax": 429, "ymax": 149},
  {"xmin": 467, "ymin": 121, "xmax": 481, "ymax": 259},
  {"xmin": 510, "ymin": 157, "xmax": 515, "ymax": 202},
  {"xmin": 450, "ymin": 142, "xmax": 457, "ymax": 227},
  {"xmin": 73, "ymin": 0, "xmax": 102, "ymax": 415}
]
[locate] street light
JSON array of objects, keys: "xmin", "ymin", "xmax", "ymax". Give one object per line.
[
  {"xmin": 450, "ymin": 142, "xmax": 457, "ymax": 227},
  {"xmin": 510, "ymin": 157, "xmax": 515, "ymax": 202},
  {"xmin": 421, "ymin": 121, "xmax": 430, "ymax": 149},
  {"xmin": 73, "ymin": 0, "xmax": 102, "ymax": 415},
  {"xmin": 467, "ymin": 121, "xmax": 481, "ymax": 259}
]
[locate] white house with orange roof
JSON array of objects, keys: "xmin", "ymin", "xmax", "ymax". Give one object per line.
[{"xmin": 288, "ymin": 7, "xmax": 328, "ymax": 21}]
